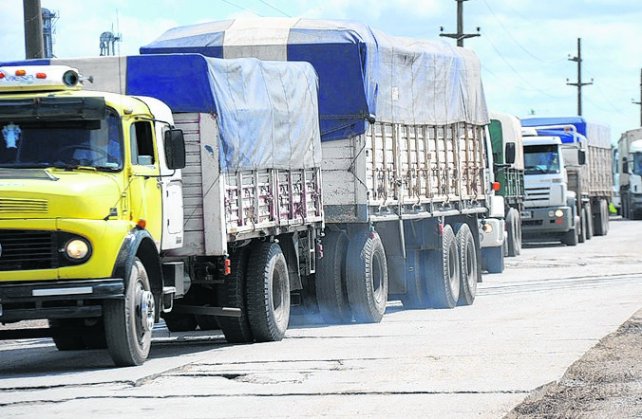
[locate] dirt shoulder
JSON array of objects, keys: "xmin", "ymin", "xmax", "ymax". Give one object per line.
[{"xmin": 505, "ymin": 308, "xmax": 642, "ymax": 418}]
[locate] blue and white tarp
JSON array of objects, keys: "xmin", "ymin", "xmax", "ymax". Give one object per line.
[
  {"xmin": 521, "ymin": 116, "xmax": 611, "ymax": 149},
  {"xmin": 141, "ymin": 18, "xmax": 489, "ymax": 141},
  {"xmin": 2, "ymin": 54, "xmax": 322, "ymax": 171}
]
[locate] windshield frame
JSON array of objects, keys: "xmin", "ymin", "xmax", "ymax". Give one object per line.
[
  {"xmin": 0, "ymin": 106, "xmax": 124, "ymax": 172},
  {"xmin": 524, "ymin": 144, "xmax": 561, "ymax": 175}
]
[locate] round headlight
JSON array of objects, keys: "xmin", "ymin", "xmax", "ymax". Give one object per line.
[
  {"xmin": 554, "ymin": 209, "xmax": 564, "ymax": 218},
  {"xmin": 548, "ymin": 210, "xmax": 555, "ymax": 217},
  {"xmin": 65, "ymin": 239, "xmax": 89, "ymax": 260}
]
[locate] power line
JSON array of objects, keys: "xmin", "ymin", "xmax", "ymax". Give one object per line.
[
  {"xmin": 257, "ymin": 0, "xmax": 290, "ymax": 17},
  {"xmin": 481, "ymin": 0, "xmax": 550, "ymax": 64},
  {"xmin": 219, "ymin": 0, "xmax": 263, "ymax": 16},
  {"xmin": 481, "ymin": 34, "xmax": 565, "ymax": 99}
]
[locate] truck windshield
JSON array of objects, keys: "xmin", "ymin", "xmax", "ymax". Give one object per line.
[
  {"xmin": 0, "ymin": 109, "xmax": 123, "ymax": 171},
  {"xmin": 524, "ymin": 144, "xmax": 560, "ymax": 175}
]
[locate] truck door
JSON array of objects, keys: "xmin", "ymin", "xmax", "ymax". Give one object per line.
[{"xmin": 128, "ymin": 120, "xmax": 162, "ymax": 248}]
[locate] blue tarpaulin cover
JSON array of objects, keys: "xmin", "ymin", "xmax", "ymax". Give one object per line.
[
  {"xmin": 522, "ymin": 116, "xmax": 611, "ymax": 149},
  {"xmin": 141, "ymin": 18, "xmax": 489, "ymax": 141},
  {"xmin": 1, "ymin": 54, "xmax": 322, "ymax": 171}
]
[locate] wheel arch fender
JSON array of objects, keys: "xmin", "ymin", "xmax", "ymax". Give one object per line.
[{"xmin": 112, "ymin": 229, "xmax": 163, "ymax": 319}]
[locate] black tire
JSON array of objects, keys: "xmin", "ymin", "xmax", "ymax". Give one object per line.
[
  {"xmin": 506, "ymin": 208, "xmax": 521, "ymax": 257},
  {"xmin": 196, "ymin": 312, "xmax": 220, "ymax": 331},
  {"xmin": 216, "ymin": 246, "xmax": 254, "ymax": 343},
  {"xmin": 563, "ymin": 227, "xmax": 578, "ymax": 246},
  {"xmin": 426, "ymin": 225, "xmax": 460, "ymax": 308},
  {"xmin": 584, "ymin": 205, "xmax": 593, "ymax": 240},
  {"xmin": 455, "ymin": 224, "xmax": 478, "ymax": 306},
  {"xmin": 578, "ymin": 209, "xmax": 587, "ymax": 243},
  {"xmin": 49, "ymin": 318, "xmax": 107, "ymax": 350},
  {"xmin": 162, "ymin": 311, "xmax": 198, "ymax": 332},
  {"xmin": 400, "ymin": 250, "xmax": 431, "ymax": 309},
  {"xmin": 593, "ymin": 200, "xmax": 606, "ymax": 236},
  {"xmin": 345, "ymin": 230, "xmax": 388, "ymax": 323},
  {"xmin": 49, "ymin": 319, "xmax": 87, "ymax": 351},
  {"xmin": 482, "ymin": 245, "xmax": 504, "ymax": 274},
  {"xmin": 603, "ymin": 200, "xmax": 610, "ymax": 235},
  {"xmin": 104, "ymin": 257, "xmax": 154, "ymax": 366},
  {"xmin": 246, "ymin": 241, "xmax": 290, "ymax": 342},
  {"xmin": 315, "ymin": 231, "xmax": 352, "ymax": 323}
]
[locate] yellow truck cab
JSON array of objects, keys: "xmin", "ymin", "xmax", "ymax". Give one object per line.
[{"xmin": 0, "ymin": 65, "xmax": 186, "ymax": 366}]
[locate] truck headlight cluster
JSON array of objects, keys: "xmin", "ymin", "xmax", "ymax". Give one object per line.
[
  {"xmin": 554, "ymin": 209, "xmax": 564, "ymax": 218},
  {"xmin": 64, "ymin": 238, "xmax": 90, "ymax": 260}
]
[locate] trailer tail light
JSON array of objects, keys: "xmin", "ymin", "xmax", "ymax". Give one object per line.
[
  {"xmin": 0, "ymin": 73, "xmax": 5, "ymax": 79},
  {"xmin": 223, "ymin": 258, "xmax": 231, "ymax": 276},
  {"xmin": 491, "ymin": 181, "xmax": 501, "ymax": 192},
  {"xmin": 15, "ymin": 69, "xmax": 26, "ymax": 76}
]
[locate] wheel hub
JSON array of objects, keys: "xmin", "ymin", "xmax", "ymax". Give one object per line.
[{"xmin": 138, "ymin": 290, "xmax": 155, "ymax": 332}]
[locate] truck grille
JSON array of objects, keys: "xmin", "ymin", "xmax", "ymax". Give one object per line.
[
  {"xmin": 525, "ymin": 187, "xmax": 550, "ymax": 202},
  {"xmin": 0, "ymin": 230, "xmax": 58, "ymax": 271},
  {"xmin": 0, "ymin": 198, "xmax": 48, "ymax": 214}
]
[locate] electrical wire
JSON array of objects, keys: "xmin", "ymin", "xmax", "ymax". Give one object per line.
[
  {"xmin": 480, "ymin": 34, "xmax": 566, "ymax": 99},
  {"xmin": 257, "ymin": 0, "xmax": 291, "ymax": 17},
  {"xmin": 219, "ymin": 0, "xmax": 263, "ymax": 16}
]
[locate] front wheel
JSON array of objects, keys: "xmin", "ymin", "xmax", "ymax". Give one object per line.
[{"xmin": 104, "ymin": 257, "xmax": 154, "ymax": 367}]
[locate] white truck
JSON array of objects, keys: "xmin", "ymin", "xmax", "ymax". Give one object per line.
[
  {"xmin": 143, "ymin": 18, "xmax": 500, "ymax": 318},
  {"xmin": 521, "ymin": 117, "xmax": 612, "ymax": 244},
  {"xmin": 0, "ymin": 55, "xmax": 324, "ymax": 366},
  {"xmin": 618, "ymin": 128, "xmax": 642, "ymax": 219}
]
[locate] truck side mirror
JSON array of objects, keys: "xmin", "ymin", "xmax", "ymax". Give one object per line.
[
  {"xmin": 623, "ymin": 157, "xmax": 629, "ymax": 174},
  {"xmin": 504, "ymin": 142, "xmax": 516, "ymax": 165},
  {"xmin": 164, "ymin": 128, "xmax": 186, "ymax": 170},
  {"xmin": 578, "ymin": 149, "xmax": 586, "ymax": 165}
]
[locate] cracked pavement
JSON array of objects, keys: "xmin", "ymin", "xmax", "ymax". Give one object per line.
[{"xmin": 1, "ymin": 218, "xmax": 642, "ymax": 418}]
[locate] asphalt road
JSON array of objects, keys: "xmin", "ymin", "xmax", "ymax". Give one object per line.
[{"xmin": 1, "ymin": 218, "xmax": 641, "ymax": 418}]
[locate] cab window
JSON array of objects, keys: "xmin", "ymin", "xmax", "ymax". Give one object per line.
[{"xmin": 130, "ymin": 121, "xmax": 155, "ymax": 166}]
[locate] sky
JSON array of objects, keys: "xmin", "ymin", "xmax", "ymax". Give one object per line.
[{"xmin": 1, "ymin": 0, "xmax": 641, "ymax": 145}]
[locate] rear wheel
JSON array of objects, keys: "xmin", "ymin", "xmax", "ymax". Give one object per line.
[
  {"xmin": 246, "ymin": 241, "xmax": 290, "ymax": 342},
  {"xmin": 104, "ymin": 257, "xmax": 154, "ymax": 366},
  {"xmin": 455, "ymin": 224, "xmax": 478, "ymax": 306},
  {"xmin": 345, "ymin": 230, "xmax": 388, "ymax": 323},
  {"xmin": 162, "ymin": 310, "xmax": 197, "ymax": 332},
  {"xmin": 584, "ymin": 205, "xmax": 593, "ymax": 240},
  {"xmin": 563, "ymin": 227, "xmax": 578, "ymax": 246},
  {"xmin": 578, "ymin": 209, "xmax": 587, "ymax": 243},
  {"xmin": 216, "ymin": 247, "xmax": 254, "ymax": 343},
  {"xmin": 315, "ymin": 231, "xmax": 352, "ymax": 323},
  {"xmin": 400, "ymin": 250, "xmax": 431, "ymax": 309},
  {"xmin": 426, "ymin": 225, "xmax": 460, "ymax": 309},
  {"xmin": 506, "ymin": 208, "xmax": 521, "ymax": 257}
]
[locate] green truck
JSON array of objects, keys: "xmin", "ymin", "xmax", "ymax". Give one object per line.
[{"xmin": 489, "ymin": 112, "xmax": 524, "ymax": 257}]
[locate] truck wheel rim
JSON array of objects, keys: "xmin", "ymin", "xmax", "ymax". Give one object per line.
[{"xmin": 137, "ymin": 288, "xmax": 155, "ymax": 333}]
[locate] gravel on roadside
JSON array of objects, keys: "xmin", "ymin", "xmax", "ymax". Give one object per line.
[{"xmin": 505, "ymin": 308, "xmax": 642, "ymax": 418}]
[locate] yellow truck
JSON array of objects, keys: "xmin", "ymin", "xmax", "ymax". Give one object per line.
[{"xmin": 0, "ymin": 55, "xmax": 324, "ymax": 366}]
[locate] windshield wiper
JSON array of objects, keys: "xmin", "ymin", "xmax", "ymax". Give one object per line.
[{"xmin": 52, "ymin": 162, "xmax": 97, "ymax": 172}]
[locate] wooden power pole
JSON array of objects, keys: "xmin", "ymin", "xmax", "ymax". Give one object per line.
[{"xmin": 633, "ymin": 69, "xmax": 642, "ymax": 127}]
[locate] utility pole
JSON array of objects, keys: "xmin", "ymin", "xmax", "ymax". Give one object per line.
[
  {"xmin": 566, "ymin": 37, "xmax": 593, "ymax": 116},
  {"xmin": 439, "ymin": 0, "xmax": 480, "ymax": 47},
  {"xmin": 632, "ymin": 69, "xmax": 642, "ymax": 127},
  {"xmin": 23, "ymin": 0, "xmax": 44, "ymax": 59}
]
